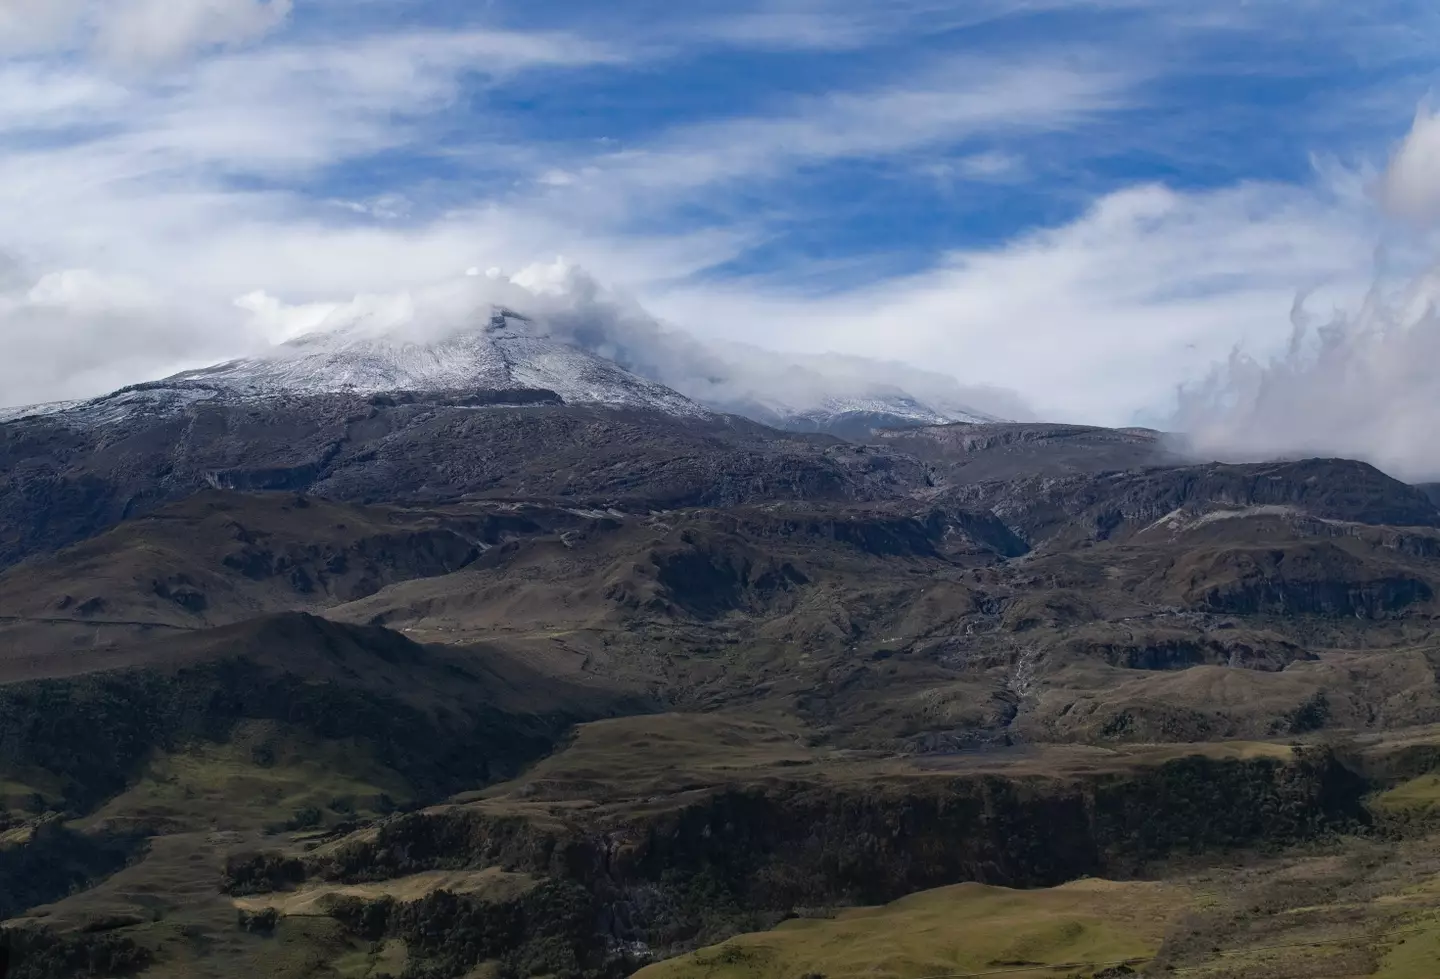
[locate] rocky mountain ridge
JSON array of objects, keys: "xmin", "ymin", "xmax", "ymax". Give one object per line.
[
  {"xmin": 7, "ymin": 344, "xmax": 1440, "ymax": 978},
  {"xmin": 0, "ymin": 302, "xmax": 1003, "ymax": 438}
]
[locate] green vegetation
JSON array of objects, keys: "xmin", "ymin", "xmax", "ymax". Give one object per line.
[
  {"xmin": 0, "ymin": 656, "xmax": 559, "ymax": 816},
  {"xmin": 626, "ymin": 825, "xmax": 1440, "ymax": 979},
  {"xmin": 1089, "ymin": 747, "xmax": 1370, "ymax": 862},
  {"xmin": 1374, "ymin": 774, "xmax": 1440, "ymax": 813},
  {"xmin": 1, "ymin": 774, "xmax": 63, "ymax": 822},
  {"xmin": 307, "ymin": 748, "xmax": 1368, "ymax": 910},
  {"xmin": 89, "ymin": 737, "xmax": 412, "ymax": 835},
  {"xmin": 0, "ymin": 631, "xmax": 595, "ymax": 971},
  {"xmin": 232, "ymin": 870, "xmax": 537, "ymax": 917},
  {"xmin": 8, "ymin": 474, "xmax": 1440, "ymax": 977},
  {"xmin": 324, "ymin": 881, "xmax": 638, "ymax": 979},
  {"xmin": 634, "ymin": 880, "xmax": 1188, "ymax": 979},
  {"xmin": 0, "ymin": 820, "xmax": 144, "ymax": 921},
  {"xmin": 1374, "ymin": 912, "xmax": 1440, "ymax": 979},
  {"xmin": 0, "ymin": 926, "xmax": 151, "ymax": 979},
  {"xmin": 332, "ymin": 939, "xmax": 409, "ymax": 978}
]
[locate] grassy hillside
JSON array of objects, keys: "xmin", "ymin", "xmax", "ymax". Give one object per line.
[
  {"xmin": 634, "ymin": 879, "xmax": 1187, "ymax": 979},
  {"xmin": 6, "ymin": 452, "xmax": 1440, "ymax": 979}
]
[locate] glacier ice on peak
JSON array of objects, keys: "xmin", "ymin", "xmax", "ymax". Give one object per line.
[
  {"xmin": 3, "ymin": 261, "xmax": 1016, "ymax": 432},
  {"xmin": 164, "ymin": 306, "xmax": 712, "ymax": 418}
]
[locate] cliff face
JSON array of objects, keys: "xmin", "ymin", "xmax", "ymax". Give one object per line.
[
  {"xmin": 215, "ymin": 748, "xmax": 1369, "ymax": 977},
  {"xmin": 310, "ymin": 750, "xmax": 1367, "ymax": 897}
]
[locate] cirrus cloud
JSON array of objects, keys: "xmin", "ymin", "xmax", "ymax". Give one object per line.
[
  {"xmin": 0, "ymin": 0, "xmax": 1437, "ymax": 467},
  {"xmin": 0, "ymin": 0, "xmax": 293, "ymax": 66}
]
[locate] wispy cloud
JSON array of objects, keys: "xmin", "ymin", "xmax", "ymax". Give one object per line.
[
  {"xmin": 602, "ymin": 62, "xmax": 1128, "ymax": 190},
  {"xmin": 0, "ymin": 0, "xmax": 295, "ymax": 65},
  {"xmin": 682, "ymin": 0, "xmax": 1061, "ymax": 52},
  {"xmin": 517, "ymin": 56, "xmax": 1137, "ymax": 246},
  {"xmin": 0, "ymin": 26, "xmax": 623, "ymax": 181},
  {"xmin": 0, "ymin": 18, "xmax": 642, "ymax": 405},
  {"xmin": 0, "ymin": 24, "xmax": 626, "ymax": 276},
  {"xmin": 94, "ymin": 0, "xmax": 294, "ymax": 68},
  {"xmin": 0, "ymin": 0, "xmax": 1435, "ymax": 453},
  {"xmin": 643, "ymin": 178, "xmax": 1380, "ymax": 425}
]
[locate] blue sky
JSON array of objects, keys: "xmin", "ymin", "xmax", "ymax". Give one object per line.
[{"xmin": 1, "ymin": 0, "xmax": 1438, "ymax": 432}]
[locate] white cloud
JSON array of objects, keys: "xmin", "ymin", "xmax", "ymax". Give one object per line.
[
  {"xmin": 0, "ymin": 27, "xmax": 620, "ymax": 190},
  {"xmin": 1168, "ymin": 111, "xmax": 1440, "ymax": 480},
  {"xmin": 0, "ymin": 0, "xmax": 294, "ymax": 65},
  {"xmin": 1173, "ymin": 277, "xmax": 1440, "ymax": 481},
  {"xmin": 94, "ymin": 0, "xmax": 293, "ymax": 67},
  {"xmin": 646, "ymin": 181, "xmax": 1379, "ymax": 426},
  {"xmin": 915, "ymin": 151, "xmax": 1027, "ymax": 192},
  {"xmin": 0, "ymin": 20, "xmax": 646, "ymax": 407},
  {"xmin": 0, "ymin": 30, "xmax": 1390, "ymax": 434},
  {"xmin": 0, "ymin": 45, "xmax": 1127, "ymax": 406},
  {"xmin": 0, "ymin": 61, "xmax": 127, "ymax": 129},
  {"xmin": 0, "ymin": 26, "xmax": 627, "ymax": 280},
  {"xmin": 233, "ymin": 258, "xmax": 1034, "ymax": 420},
  {"xmin": 537, "ymin": 59, "xmax": 1133, "ymax": 217},
  {"xmin": 1380, "ymin": 106, "xmax": 1440, "ymax": 227},
  {"xmin": 693, "ymin": 1, "xmax": 923, "ymax": 52},
  {"xmin": 621, "ymin": 0, "xmax": 1175, "ymax": 55},
  {"xmin": 0, "ymin": 0, "xmax": 1433, "ymax": 461},
  {"xmin": 0, "ymin": 263, "xmax": 250, "ymax": 407},
  {"xmin": 0, "ymin": 0, "xmax": 87, "ymax": 54}
]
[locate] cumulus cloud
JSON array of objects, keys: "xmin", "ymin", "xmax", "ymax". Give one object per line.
[
  {"xmin": 234, "ymin": 259, "xmax": 1033, "ymax": 422},
  {"xmin": 1170, "ymin": 110, "xmax": 1440, "ymax": 481},
  {"xmin": 0, "ymin": 262, "xmax": 254, "ymax": 408},
  {"xmin": 1379, "ymin": 106, "xmax": 1440, "ymax": 227},
  {"xmin": 1173, "ymin": 272, "xmax": 1440, "ymax": 481}
]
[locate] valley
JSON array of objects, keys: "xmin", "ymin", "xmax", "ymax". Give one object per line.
[
  {"xmin": 5, "ymin": 377, "xmax": 1440, "ymax": 978},
  {"xmin": 3, "ymin": 0, "xmax": 1435, "ymax": 974}
]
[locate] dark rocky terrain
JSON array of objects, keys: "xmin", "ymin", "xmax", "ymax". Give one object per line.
[
  {"xmin": 7, "ymin": 382, "xmax": 1440, "ymax": 979},
  {"xmin": 0, "ymin": 393, "xmax": 931, "ymax": 571}
]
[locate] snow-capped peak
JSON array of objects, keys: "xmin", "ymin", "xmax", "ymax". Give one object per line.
[
  {"xmin": 159, "ymin": 307, "xmax": 711, "ymax": 417},
  {"xmin": 1, "ymin": 263, "xmax": 1018, "ymax": 433}
]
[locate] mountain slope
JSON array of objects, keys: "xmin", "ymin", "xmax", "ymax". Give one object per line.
[
  {"xmin": 743, "ymin": 393, "xmax": 993, "ymax": 440},
  {"xmin": 165, "ymin": 309, "xmax": 710, "ymax": 418},
  {"xmin": 876, "ymin": 421, "xmax": 1181, "ymax": 481},
  {"xmin": 10, "ymin": 413, "xmax": 1440, "ymax": 977},
  {"xmin": 0, "ymin": 394, "xmax": 932, "ymax": 570},
  {"xmin": 0, "ymin": 491, "xmax": 503, "ymax": 666},
  {"xmin": 0, "ymin": 276, "xmax": 1012, "ymax": 433}
]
